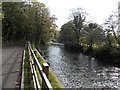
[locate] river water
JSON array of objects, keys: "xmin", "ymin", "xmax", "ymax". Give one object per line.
[{"xmin": 41, "ymin": 45, "xmax": 120, "ymax": 89}]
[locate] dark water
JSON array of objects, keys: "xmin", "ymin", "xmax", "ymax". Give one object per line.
[{"xmin": 42, "ymin": 45, "xmax": 120, "ymax": 89}]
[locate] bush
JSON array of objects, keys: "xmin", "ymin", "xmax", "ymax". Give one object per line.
[
  {"xmin": 93, "ymin": 45, "xmax": 110, "ymax": 59},
  {"xmin": 93, "ymin": 45, "xmax": 120, "ymax": 66}
]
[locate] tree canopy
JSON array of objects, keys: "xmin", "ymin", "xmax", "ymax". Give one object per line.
[{"xmin": 2, "ymin": 2, "xmax": 57, "ymax": 47}]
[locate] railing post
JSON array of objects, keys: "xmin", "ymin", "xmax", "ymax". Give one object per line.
[
  {"xmin": 43, "ymin": 63, "xmax": 49, "ymax": 78},
  {"xmin": 42, "ymin": 63, "xmax": 49, "ymax": 90}
]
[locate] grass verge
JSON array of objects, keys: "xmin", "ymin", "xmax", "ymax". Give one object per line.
[
  {"xmin": 24, "ymin": 48, "xmax": 34, "ymax": 89},
  {"xmin": 34, "ymin": 48, "xmax": 64, "ymax": 89}
]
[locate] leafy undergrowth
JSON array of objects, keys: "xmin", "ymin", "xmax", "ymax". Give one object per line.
[{"xmin": 92, "ymin": 45, "xmax": 120, "ymax": 67}]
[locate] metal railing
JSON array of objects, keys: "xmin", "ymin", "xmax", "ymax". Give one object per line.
[{"xmin": 28, "ymin": 42, "xmax": 53, "ymax": 90}]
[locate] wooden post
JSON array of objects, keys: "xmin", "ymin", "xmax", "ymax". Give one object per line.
[
  {"xmin": 42, "ymin": 63, "xmax": 49, "ymax": 90},
  {"xmin": 43, "ymin": 63, "xmax": 49, "ymax": 77}
]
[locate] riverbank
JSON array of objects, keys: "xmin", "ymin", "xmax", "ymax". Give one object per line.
[
  {"xmin": 23, "ymin": 44, "xmax": 64, "ymax": 89},
  {"xmin": 34, "ymin": 48, "xmax": 64, "ymax": 89},
  {"xmin": 90, "ymin": 45, "xmax": 120, "ymax": 67},
  {"xmin": 63, "ymin": 43, "xmax": 120, "ymax": 68}
]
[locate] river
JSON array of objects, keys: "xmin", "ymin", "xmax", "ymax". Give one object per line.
[{"xmin": 41, "ymin": 45, "xmax": 120, "ymax": 89}]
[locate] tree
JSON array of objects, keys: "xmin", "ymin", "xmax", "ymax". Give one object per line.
[
  {"xmin": 83, "ymin": 23, "xmax": 106, "ymax": 53},
  {"xmin": 2, "ymin": 2, "xmax": 57, "ymax": 46},
  {"xmin": 69, "ymin": 8, "xmax": 87, "ymax": 46},
  {"xmin": 104, "ymin": 12, "xmax": 120, "ymax": 46},
  {"xmin": 59, "ymin": 21, "xmax": 77, "ymax": 45},
  {"xmin": 2, "ymin": 2, "xmax": 26, "ymax": 43},
  {"xmin": 24, "ymin": 2, "xmax": 57, "ymax": 46}
]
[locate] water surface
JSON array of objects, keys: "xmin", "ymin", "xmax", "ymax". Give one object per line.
[{"xmin": 42, "ymin": 45, "xmax": 120, "ymax": 89}]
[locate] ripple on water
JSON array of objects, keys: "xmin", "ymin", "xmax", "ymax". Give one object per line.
[{"xmin": 42, "ymin": 45, "xmax": 120, "ymax": 89}]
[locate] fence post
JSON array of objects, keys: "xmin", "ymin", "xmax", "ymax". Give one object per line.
[
  {"xmin": 42, "ymin": 63, "xmax": 49, "ymax": 90},
  {"xmin": 43, "ymin": 63, "xmax": 49, "ymax": 77}
]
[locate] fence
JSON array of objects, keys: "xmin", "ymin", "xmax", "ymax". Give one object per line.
[{"xmin": 28, "ymin": 42, "xmax": 53, "ymax": 90}]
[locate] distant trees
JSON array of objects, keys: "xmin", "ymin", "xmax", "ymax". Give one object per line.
[
  {"xmin": 83, "ymin": 23, "xmax": 106, "ymax": 53},
  {"xmin": 59, "ymin": 21, "xmax": 76, "ymax": 45},
  {"xmin": 70, "ymin": 8, "xmax": 87, "ymax": 46},
  {"xmin": 51, "ymin": 29, "xmax": 59, "ymax": 42},
  {"xmin": 2, "ymin": 2, "xmax": 57, "ymax": 46},
  {"xmin": 59, "ymin": 20, "xmax": 107, "ymax": 53},
  {"xmin": 59, "ymin": 7, "xmax": 120, "ymax": 66},
  {"xmin": 59, "ymin": 8, "xmax": 120, "ymax": 49},
  {"xmin": 103, "ymin": 12, "xmax": 120, "ymax": 46},
  {"xmin": 59, "ymin": 8, "xmax": 87, "ymax": 50},
  {"xmin": 59, "ymin": 8, "xmax": 105, "ymax": 49}
]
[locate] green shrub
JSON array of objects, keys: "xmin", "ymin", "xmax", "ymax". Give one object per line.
[{"xmin": 93, "ymin": 45, "xmax": 120, "ymax": 66}]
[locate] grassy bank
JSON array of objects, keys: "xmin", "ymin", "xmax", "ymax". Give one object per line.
[
  {"xmin": 34, "ymin": 48, "xmax": 64, "ymax": 89},
  {"xmin": 23, "ymin": 44, "xmax": 64, "ymax": 89}
]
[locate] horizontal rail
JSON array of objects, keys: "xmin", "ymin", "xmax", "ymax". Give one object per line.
[
  {"xmin": 28, "ymin": 42, "xmax": 53, "ymax": 90},
  {"xmin": 28, "ymin": 45, "xmax": 41, "ymax": 89},
  {"xmin": 21, "ymin": 50, "xmax": 25, "ymax": 88}
]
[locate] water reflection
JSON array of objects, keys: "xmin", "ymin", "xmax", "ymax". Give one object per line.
[{"xmin": 42, "ymin": 45, "xmax": 120, "ymax": 89}]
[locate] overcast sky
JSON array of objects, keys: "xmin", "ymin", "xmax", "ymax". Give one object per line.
[{"xmin": 39, "ymin": 0, "xmax": 120, "ymax": 29}]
